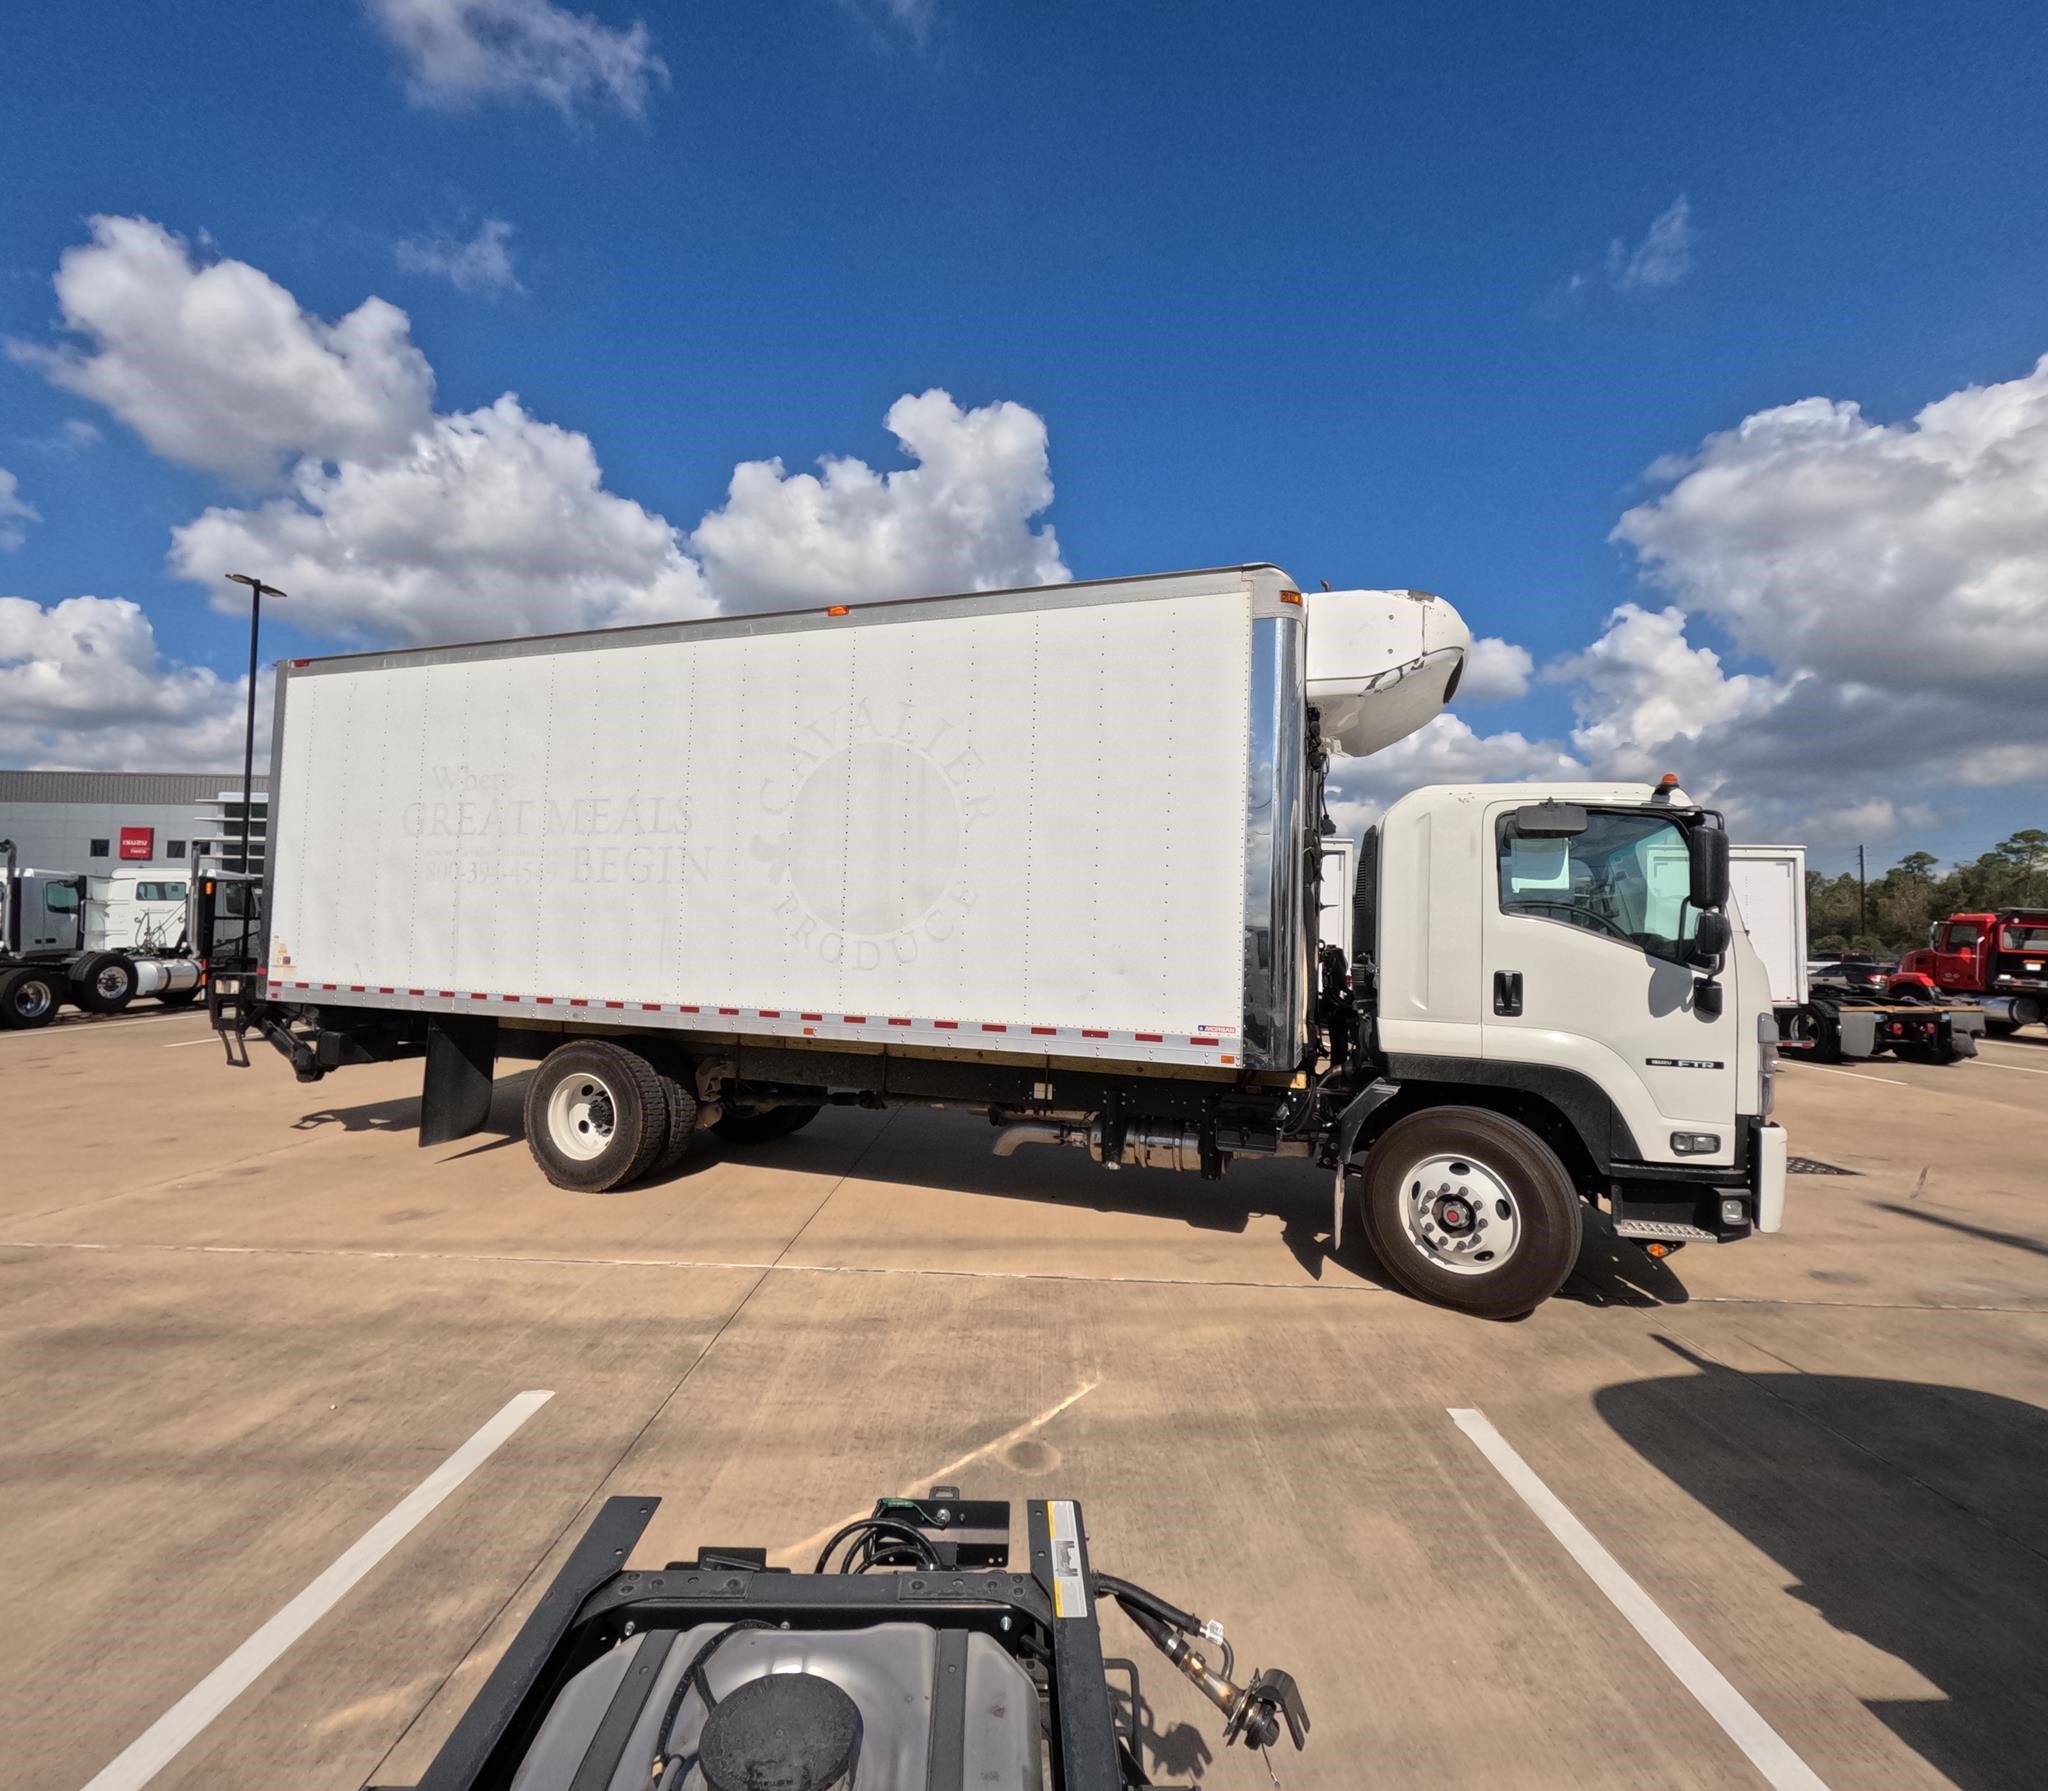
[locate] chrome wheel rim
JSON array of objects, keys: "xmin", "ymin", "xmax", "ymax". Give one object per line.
[
  {"xmin": 1399, "ymin": 1152, "xmax": 1521, "ymax": 1276},
  {"xmin": 547, "ymin": 1073, "xmax": 617, "ymax": 1162},
  {"xmin": 95, "ymin": 964, "xmax": 130, "ymax": 1001},
  {"xmin": 12, "ymin": 980, "xmax": 54, "ymax": 1019}
]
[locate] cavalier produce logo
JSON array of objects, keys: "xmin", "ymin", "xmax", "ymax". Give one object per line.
[{"xmin": 756, "ymin": 699, "xmax": 995, "ymax": 969}]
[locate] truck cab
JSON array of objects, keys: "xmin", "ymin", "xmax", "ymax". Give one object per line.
[
  {"xmin": 1356, "ymin": 779, "xmax": 1782, "ymax": 1257},
  {"xmin": 1900, "ymin": 911, "xmax": 2048, "ymax": 1034}
]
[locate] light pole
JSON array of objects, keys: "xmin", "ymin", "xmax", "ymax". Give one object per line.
[{"xmin": 224, "ymin": 573, "xmax": 286, "ymax": 878}]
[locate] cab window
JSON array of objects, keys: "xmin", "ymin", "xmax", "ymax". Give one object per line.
[
  {"xmin": 1945, "ymin": 921, "xmax": 1982, "ymax": 950},
  {"xmin": 44, "ymin": 883, "xmax": 80, "ymax": 914},
  {"xmin": 1498, "ymin": 809, "xmax": 1702, "ymax": 966}
]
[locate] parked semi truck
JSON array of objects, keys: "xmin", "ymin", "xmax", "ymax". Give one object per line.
[
  {"xmin": 1729, "ymin": 845, "xmax": 1986, "ymax": 1064},
  {"xmin": 0, "ymin": 842, "xmax": 206, "ymax": 1027},
  {"xmin": 214, "ymin": 565, "xmax": 1784, "ymax": 1317},
  {"xmin": 1895, "ymin": 909, "xmax": 2048, "ymax": 1038}
]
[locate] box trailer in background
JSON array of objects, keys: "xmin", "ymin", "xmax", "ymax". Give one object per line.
[
  {"xmin": 1731, "ymin": 842, "xmax": 1983, "ymax": 1065},
  {"xmin": 220, "ymin": 565, "xmax": 1783, "ymax": 1316}
]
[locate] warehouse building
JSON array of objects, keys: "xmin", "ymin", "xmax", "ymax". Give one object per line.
[{"xmin": 0, "ymin": 771, "xmax": 268, "ymax": 876}]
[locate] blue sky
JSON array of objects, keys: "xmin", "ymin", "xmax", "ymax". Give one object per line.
[{"xmin": 3, "ymin": 0, "xmax": 2045, "ymax": 870}]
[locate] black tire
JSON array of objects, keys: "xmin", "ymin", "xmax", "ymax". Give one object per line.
[
  {"xmin": 73, "ymin": 952, "xmax": 139, "ymax": 1014},
  {"xmin": 713, "ymin": 1104, "xmax": 823, "ymax": 1145},
  {"xmin": 157, "ymin": 984, "xmax": 203, "ymax": 1007},
  {"xmin": 1356, "ymin": 1106, "xmax": 1584, "ymax": 1319},
  {"xmin": 0, "ymin": 967, "xmax": 63, "ymax": 1030},
  {"xmin": 522, "ymin": 1041, "xmax": 669, "ymax": 1193},
  {"xmin": 1893, "ymin": 1038, "xmax": 1968, "ymax": 1065},
  {"xmin": 647, "ymin": 1059, "xmax": 701, "ymax": 1180}
]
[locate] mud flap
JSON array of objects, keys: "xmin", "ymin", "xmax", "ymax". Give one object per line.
[{"xmin": 421, "ymin": 1015, "xmax": 498, "ymax": 1146}]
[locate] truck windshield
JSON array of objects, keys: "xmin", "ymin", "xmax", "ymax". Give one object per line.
[
  {"xmin": 2002, "ymin": 923, "xmax": 2048, "ymax": 951},
  {"xmin": 1498, "ymin": 809, "xmax": 1702, "ymax": 965}
]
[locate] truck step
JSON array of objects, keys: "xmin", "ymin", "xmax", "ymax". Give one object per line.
[{"xmin": 1614, "ymin": 1217, "xmax": 1719, "ymax": 1242}]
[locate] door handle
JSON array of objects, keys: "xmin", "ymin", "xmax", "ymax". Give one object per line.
[{"xmin": 1493, "ymin": 971, "xmax": 1523, "ymax": 1016}]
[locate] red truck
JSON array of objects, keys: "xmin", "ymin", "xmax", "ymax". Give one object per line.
[{"xmin": 1895, "ymin": 910, "xmax": 2048, "ymax": 1037}]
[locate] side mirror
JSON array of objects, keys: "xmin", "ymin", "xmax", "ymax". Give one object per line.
[
  {"xmin": 1512, "ymin": 801, "xmax": 1588, "ymax": 838},
  {"xmin": 1688, "ymin": 825, "xmax": 1729, "ymax": 910},
  {"xmin": 1688, "ymin": 910, "xmax": 1731, "ymax": 970}
]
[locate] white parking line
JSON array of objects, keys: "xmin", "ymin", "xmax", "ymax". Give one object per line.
[
  {"xmin": 79, "ymin": 1389, "xmax": 554, "ymax": 1791},
  {"xmin": 1792, "ymin": 1061, "xmax": 1913, "ymax": 1089},
  {"xmin": 1969, "ymin": 1058, "xmax": 2048, "ymax": 1078},
  {"xmin": 1449, "ymin": 1407, "xmax": 1830, "ymax": 1791}
]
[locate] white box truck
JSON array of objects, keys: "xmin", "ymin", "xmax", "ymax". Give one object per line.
[
  {"xmin": 219, "ymin": 565, "xmax": 1784, "ymax": 1316},
  {"xmin": 1731, "ymin": 842, "xmax": 1983, "ymax": 1065},
  {"xmin": 0, "ymin": 846, "xmax": 206, "ymax": 1024}
]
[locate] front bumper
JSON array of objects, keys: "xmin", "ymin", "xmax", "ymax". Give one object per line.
[{"xmin": 1608, "ymin": 1117, "xmax": 1783, "ymax": 1243}]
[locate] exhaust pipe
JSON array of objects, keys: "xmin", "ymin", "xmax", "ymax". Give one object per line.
[
  {"xmin": 993, "ymin": 1121, "xmax": 1086, "ymax": 1157},
  {"xmin": 991, "ymin": 1118, "xmax": 1219, "ymax": 1175}
]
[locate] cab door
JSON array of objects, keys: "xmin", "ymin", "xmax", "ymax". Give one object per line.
[
  {"xmin": 1929, "ymin": 919, "xmax": 1983, "ymax": 991},
  {"xmin": 1479, "ymin": 801, "xmax": 1738, "ymax": 1169}
]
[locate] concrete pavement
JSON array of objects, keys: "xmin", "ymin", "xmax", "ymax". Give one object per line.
[{"xmin": 2, "ymin": 1009, "xmax": 2043, "ymax": 1790}]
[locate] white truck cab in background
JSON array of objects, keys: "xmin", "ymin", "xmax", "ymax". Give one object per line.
[{"xmin": 0, "ymin": 847, "xmax": 205, "ymax": 1025}]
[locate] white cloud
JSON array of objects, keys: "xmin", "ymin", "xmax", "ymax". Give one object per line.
[
  {"xmin": 839, "ymin": 0, "xmax": 938, "ymax": 48},
  {"xmin": 17, "ymin": 219, "xmax": 1066, "ymax": 659},
  {"xmin": 1606, "ymin": 196, "xmax": 1693, "ymax": 292},
  {"xmin": 1555, "ymin": 602, "xmax": 1791, "ymax": 777},
  {"xmin": 10, "ymin": 215, "xmax": 434, "ymax": 483},
  {"xmin": 1328, "ymin": 355, "xmax": 2048, "ymax": 842},
  {"xmin": 0, "ymin": 468, "xmax": 36, "ymax": 550},
  {"xmin": 1613, "ymin": 355, "xmax": 2048, "ymax": 694},
  {"xmin": 368, "ymin": 0, "xmax": 668, "ymax": 118},
  {"xmin": 0, "ymin": 595, "xmax": 264, "ymax": 771},
  {"xmin": 690, "ymin": 390, "xmax": 1065, "ymax": 608},
  {"xmin": 1460, "ymin": 634, "xmax": 1532, "ymax": 702},
  {"xmin": 168, "ymin": 393, "xmax": 712, "ymax": 644},
  {"xmin": 1326, "ymin": 711, "xmax": 1587, "ymax": 832},
  {"xmin": 396, "ymin": 218, "xmax": 522, "ymax": 295}
]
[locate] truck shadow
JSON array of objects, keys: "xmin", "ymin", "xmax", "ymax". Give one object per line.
[
  {"xmin": 1597, "ymin": 1340, "xmax": 2048, "ymax": 1791},
  {"xmin": 293, "ymin": 1070, "xmax": 530, "ymax": 1139},
  {"xmin": 1559, "ymin": 1207, "xmax": 1691, "ymax": 1307}
]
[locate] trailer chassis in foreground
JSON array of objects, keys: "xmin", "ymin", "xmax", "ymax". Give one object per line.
[{"xmin": 379, "ymin": 1490, "xmax": 1304, "ymax": 1791}]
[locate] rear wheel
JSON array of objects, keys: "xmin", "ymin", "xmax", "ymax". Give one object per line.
[
  {"xmin": 1356, "ymin": 1106, "xmax": 1583, "ymax": 1319},
  {"xmin": 0, "ymin": 967, "xmax": 63, "ymax": 1030},
  {"xmin": 523, "ymin": 1041, "xmax": 668, "ymax": 1192},
  {"xmin": 646, "ymin": 1058, "xmax": 701, "ymax": 1180},
  {"xmin": 73, "ymin": 953, "xmax": 139, "ymax": 1014},
  {"xmin": 1893, "ymin": 1038, "xmax": 1969, "ymax": 1065},
  {"xmin": 713, "ymin": 1104, "xmax": 823, "ymax": 1145}
]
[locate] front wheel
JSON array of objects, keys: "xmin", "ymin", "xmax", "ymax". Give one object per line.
[{"xmin": 1356, "ymin": 1106, "xmax": 1584, "ymax": 1318}]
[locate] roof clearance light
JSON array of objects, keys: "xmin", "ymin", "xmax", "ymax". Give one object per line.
[
  {"xmin": 827, "ymin": 604, "xmax": 852, "ymax": 617},
  {"xmin": 1278, "ymin": 589, "xmax": 1303, "ymax": 606}
]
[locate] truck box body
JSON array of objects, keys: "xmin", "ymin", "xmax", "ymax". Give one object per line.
[
  {"xmin": 265, "ymin": 566, "xmax": 1329, "ymax": 1069},
  {"xmin": 1729, "ymin": 845, "xmax": 1807, "ymax": 1008}
]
